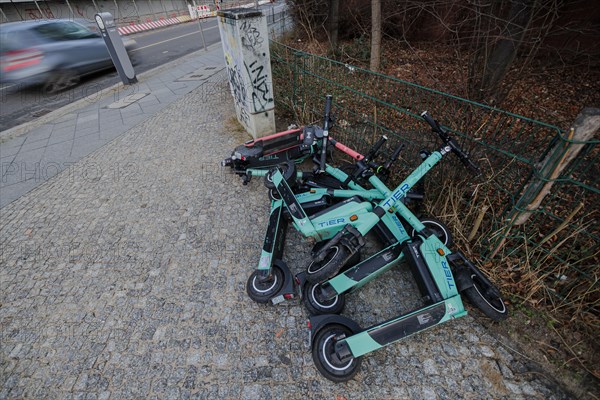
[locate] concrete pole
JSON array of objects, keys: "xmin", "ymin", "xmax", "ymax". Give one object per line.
[
  {"xmin": 131, "ymin": 0, "xmax": 140, "ymax": 23},
  {"xmin": 33, "ymin": 0, "xmax": 44, "ymax": 19},
  {"xmin": 0, "ymin": 6, "xmax": 8, "ymax": 22},
  {"xmin": 91, "ymin": 0, "xmax": 100, "ymax": 13},
  {"xmin": 64, "ymin": 0, "xmax": 75, "ymax": 19},
  {"xmin": 113, "ymin": 0, "xmax": 120, "ymax": 24},
  {"xmin": 159, "ymin": 0, "xmax": 169, "ymax": 18},
  {"xmin": 147, "ymin": 0, "xmax": 158, "ymax": 21}
]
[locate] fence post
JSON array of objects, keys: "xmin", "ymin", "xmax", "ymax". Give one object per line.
[
  {"xmin": 490, "ymin": 107, "xmax": 600, "ymax": 257},
  {"xmin": 292, "ymin": 51, "xmax": 299, "ymax": 113}
]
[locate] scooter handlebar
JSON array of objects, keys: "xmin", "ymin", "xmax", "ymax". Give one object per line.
[
  {"xmin": 421, "ymin": 111, "xmax": 438, "ymax": 131},
  {"xmin": 323, "ymin": 95, "xmax": 333, "ymax": 130},
  {"xmin": 365, "ymin": 135, "xmax": 388, "ymax": 162},
  {"xmin": 421, "ymin": 111, "xmax": 481, "ymax": 175},
  {"xmin": 453, "ymin": 145, "xmax": 481, "ymax": 174},
  {"xmin": 421, "ymin": 111, "xmax": 448, "ymax": 140},
  {"xmin": 330, "ymin": 139, "xmax": 364, "ymax": 161},
  {"xmin": 318, "ymin": 95, "xmax": 334, "ymax": 172},
  {"xmin": 382, "ymin": 143, "xmax": 404, "ymax": 170}
]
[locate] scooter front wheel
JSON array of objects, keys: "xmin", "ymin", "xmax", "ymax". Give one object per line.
[
  {"xmin": 264, "ymin": 162, "xmax": 297, "ymax": 189},
  {"xmin": 268, "ymin": 188, "xmax": 282, "ymax": 201},
  {"xmin": 246, "ymin": 265, "xmax": 285, "ymax": 303},
  {"xmin": 312, "ymin": 323, "xmax": 361, "ymax": 382},
  {"xmin": 302, "ymin": 281, "xmax": 345, "ymax": 315},
  {"xmin": 306, "ymin": 245, "xmax": 350, "ymax": 283},
  {"xmin": 462, "ymin": 273, "xmax": 508, "ymax": 321},
  {"xmin": 411, "ymin": 217, "xmax": 453, "ymax": 247}
]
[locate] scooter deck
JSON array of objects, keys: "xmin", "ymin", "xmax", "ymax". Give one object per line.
[{"xmin": 310, "ymin": 294, "xmax": 467, "ymax": 360}]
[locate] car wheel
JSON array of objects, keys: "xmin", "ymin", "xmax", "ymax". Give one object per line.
[
  {"xmin": 127, "ymin": 51, "xmax": 140, "ymax": 66},
  {"xmin": 43, "ymin": 69, "xmax": 80, "ymax": 94}
]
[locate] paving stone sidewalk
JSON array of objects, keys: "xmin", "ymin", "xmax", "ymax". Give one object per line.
[
  {"xmin": 0, "ymin": 44, "xmax": 226, "ymax": 209},
  {"xmin": 0, "ymin": 72, "xmax": 575, "ymax": 398}
]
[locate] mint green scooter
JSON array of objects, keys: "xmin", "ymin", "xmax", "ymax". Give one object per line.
[{"xmin": 268, "ymin": 112, "xmax": 507, "ymax": 381}]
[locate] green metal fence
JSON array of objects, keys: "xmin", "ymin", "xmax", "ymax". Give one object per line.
[{"xmin": 269, "ymin": 40, "xmax": 599, "ymax": 324}]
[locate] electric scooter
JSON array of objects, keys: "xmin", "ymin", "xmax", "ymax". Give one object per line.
[
  {"xmin": 221, "ymin": 95, "xmax": 363, "ymax": 187},
  {"xmin": 246, "ymin": 137, "xmax": 451, "ymax": 306},
  {"xmin": 265, "ymin": 111, "xmax": 507, "ymax": 380},
  {"xmin": 244, "ymin": 98, "xmax": 450, "ymax": 306},
  {"xmin": 239, "ymin": 95, "xmax": 449, "ymax": 308}
]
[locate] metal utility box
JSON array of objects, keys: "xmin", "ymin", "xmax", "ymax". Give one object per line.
[{"xmin": 217, "ymin": 9, "xmax": 276, "ymax": 139}]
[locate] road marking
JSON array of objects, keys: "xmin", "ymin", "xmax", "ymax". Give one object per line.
[
  {"xmin": 0, "ymin": 84, "xmax": 17, "ymax": 92},
  {"xmin": 130, "ymin": 26, "xmax": 219, "ymax": 52}
]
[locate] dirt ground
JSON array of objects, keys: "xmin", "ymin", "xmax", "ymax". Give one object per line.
[{"xmin": 475, "ymin": 303, "xmax": 599, "ymax": 399}]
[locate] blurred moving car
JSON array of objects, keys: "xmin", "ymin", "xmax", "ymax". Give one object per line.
[{"xmin": 0, "ymin": 19, "xmax": 138, "ymax": 93}]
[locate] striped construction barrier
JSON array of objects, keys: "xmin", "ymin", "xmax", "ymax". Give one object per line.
[
  {"xmin": 116, "ymin": 0, "xmax": 273, "ymax": 36},
  {"xmin": 117, "ymin": 15, "xmax": 194, "ymax": 36},
  {"xmin": 188, "ymin": 4, "xmax": 218, "ymax": 20}
]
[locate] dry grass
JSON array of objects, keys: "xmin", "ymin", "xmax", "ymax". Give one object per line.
[
  {"xmin": 269, "ymin": 36, "xmax": 599, "ymax": 387},
  {"xmin": 418, "ymin": 174, "xmax": 600, "ymax": 382}
]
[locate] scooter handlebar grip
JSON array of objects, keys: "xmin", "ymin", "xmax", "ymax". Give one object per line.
[
  {"xmin": 464, "ymin": 158, "xmax": 481, "ymax": 175},
  {"xmin": 324, "ymin": 94, "xmax": 333, "ymax": 115},
  {"xmin": 323, "ymin": 95, "xmax": 333, "ymax": 131},
  {"xmin": 421, "ymin": 111, "xmax": 437, "ymax": 129},
  {"xmin": 390, "ymin": 143, "xmax": 404, "ymax": 160},
  {"xmin": 333, "ymin": 140, "xmax": 364, "ymax": 160},
  {"xmin": 421, "ymin": 111, "xmax": 451, "ymax": 141},
  {"xmin": 383, "ymin": 143, "xmax": 404, "ymax": 170},
  {"xmin": 447, "ymin": 137, "xmax": 481, "ymax": 174},
  {"xmin": 369, "ymin": 135, "xmax": 387, "ymax": 158}
]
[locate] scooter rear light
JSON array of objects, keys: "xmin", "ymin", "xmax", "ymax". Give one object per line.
[
  {"xmin": 307, "ymin": 320, "xmax": 312, "ymax": 330},
  {"xmin": 1, "ymin": 48, "xmax": 43, "ymax": 72},
  {"xmin": 283, "ymin": 293, "xmax": 293, "ymax": 300}
]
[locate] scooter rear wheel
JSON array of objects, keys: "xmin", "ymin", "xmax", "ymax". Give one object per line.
[
  {"xmin": 462, "ymin": 273, "xmax": 508, "ymax": 321},
  {"xmin": 306, "ymin": 245, "xmax": 351, "ymax": 283},
  {"xmin": 311, "ymin": 241, "xmax": 360, "ymax": 270},
  {"xmin": 246, "ymin": 265, "xmax": 285, "ymax": 303},
  {"xmin": 302, "ymin": 281, "xmax": 345, "ymax": 315},
  {"xmin": 312, "ymin": 323, "xmax": 361, "ymax": 382}
]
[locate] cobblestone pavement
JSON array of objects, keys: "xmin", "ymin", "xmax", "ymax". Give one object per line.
[{"xmin": 0, "ymin": 74, "xmax": 574, "ymax": 399}]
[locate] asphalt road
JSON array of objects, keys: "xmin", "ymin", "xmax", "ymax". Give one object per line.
[
  {"xmin": 0, "ymin": 2, "xmax": 285, "ymax": 132},
  {"xmin": 0, "ymin": 20, "xmax": 220, "ymax": 132}
]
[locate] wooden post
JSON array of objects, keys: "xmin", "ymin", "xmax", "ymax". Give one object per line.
[
  {"xmin": 370, "ymin": 0, "xmax": 381, "ymax": 72},
  {"xmin": 490, "ymin": 107, "xmax": 599, "ymax": 258},
  {"xmin": 514, "ymin": 108, "xmax": 599, "ymax": 225}
]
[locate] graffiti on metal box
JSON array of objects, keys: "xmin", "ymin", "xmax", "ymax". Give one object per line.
[
  {"xmin": 245, "ymin": 60, "xmax": 273, "ymax": 112},
  {"xmin": 240, "ymin": 20, "xmax": 263, "ymax": 51},
  {"xmin": 226, "ymin": 65, "xmax": 250, "ymax": 126}
]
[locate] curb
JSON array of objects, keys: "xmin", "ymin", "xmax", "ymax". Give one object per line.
[{"xmin": 0, "ymin": 41, "xmax": 224, "ymax": 144}]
